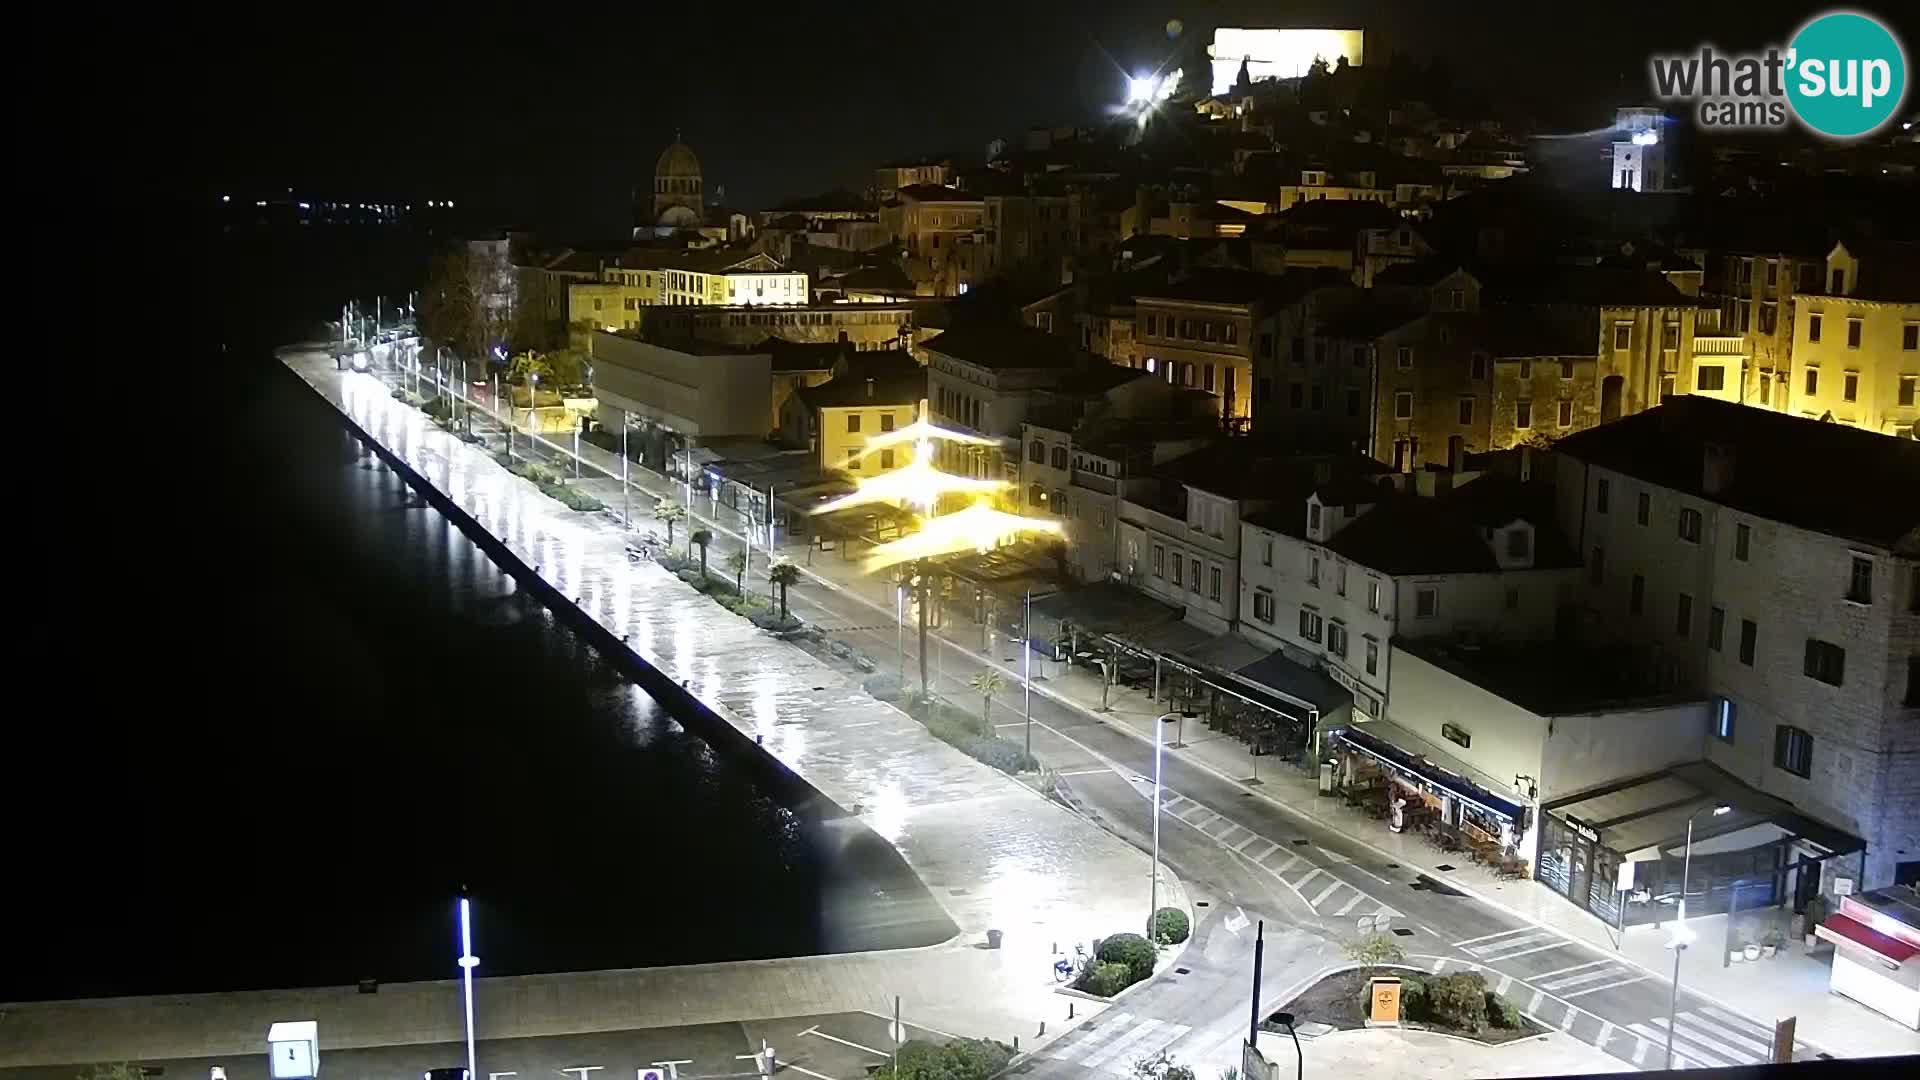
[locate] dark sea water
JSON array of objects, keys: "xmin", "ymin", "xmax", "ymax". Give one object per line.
[{"xmin": 2, "ymin": 225, "xmax": 941, "ymax": 1001}]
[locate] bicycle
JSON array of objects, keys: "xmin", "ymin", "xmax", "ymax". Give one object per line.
[{"xmin": 1052, "ymin": 942, "xmax": 1090, "ymax": 982}]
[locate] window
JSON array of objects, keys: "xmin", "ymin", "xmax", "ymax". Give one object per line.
[
  {"xmin": 1458, "ymin": 398, "xmax": 1475, "ymax": 425},
  {"xmin": 1663, "ymin": 324, "xmax": 1680, "ymax": 351},
  {"xmin": 1146, "ymin": 314, "xmax": 1159, "ymax": 336},
  {"xmin": 1289, "ymin": 382, "xmax": 1304, "ymax": 408},
  {"xmin": 1415, "ymin": 587, "xmax": 1438, "ymax": 618},
  {"xmin": 1613, "ymin": 323, "xmax": 1632, "ymax": 350},
  {"xmin": 1504, "ymin": 586, "xmax": 1520, "ymax": 610},
  {"xmin": 1907, "ymin": 657, "xmax": 1919, "ymax": 707},
  {"xmin": 1309, "ymin": 555, "xmax": 1321, "ymax": 586},
  {"xmin": 1028, "ymin": 439, "xmax": 1044, "ymax": 462},
  {"xmin": 1847, "ymin": 555, "xmax": 1873, "ymax": 604},
  {"xmin": 1904, "ymin": 324, "xmax": 1919, "ymax": 351},
  {"xmin": 1311, "ymin": 386, "xmax": 1324, "ymax": 411},
  {"xmin": 1515, "ymin": 400, "xmax": 1532, "ymax": 429},
  {"xmin": 1209, "ymin": 566, "xmax": 1222, "ymax": 601},
  {"xmin": 845, "ymin": 413, "xmax": 862, "ymax": 434},
  {"xmin": 1590, "ymin": 546, "xmax": 1605, "ymax": 585},
  {"xmin": 1596, "ymin": 478, "xmax": 1610, "ymax": 513},
  {"xmin": 1365, "ymin": 640, "xmax": 1379, "ymax": 676},
  {"xmin": 1708, "ymin": 605, "xmax": 1725, "ymax": 651},
  {"xmin": 1397, "ymin": 346, "xmax": 1413, "ymax": 369},
  {"xmin": 1506, "ymin": 529, "xmax": 1529, "ymax": 558},
  {"xmin": 1808, "ymin": 313, "xmax": 1822, "ymax": 342},
  {"xmin": 1394, "ymin": 391, "xmax": 1413, "ymax": 419},
  {"xmin": 1336, "ymin": 563, "xmax": 1347, "ymax": 596},
  {"xmin": 1029, "ymin": 483, "xmax": 1045, "ymax": 507},
  {"xmin": 1153, "ymin": 544, "xmax": 1165, "ymax": 578},
  {"xmin": 1471, "ymin": 354, "xmax": 1487, "ymax": 380},
  {"xmin": 1697, "ymin": 366, "xmax": 1725, "ymax": 391},
  {"xmin": 1636, "ymin": 492, "xmax": 1651, "ymax": 526},
  {"xmin": 1348, "ymin": 388, "xmax": 1364, "ymax": 416},
  {"xmin": 1367, "ymin": 580, "xmax": 1382, "ymax": 614},
  {"xmin": 1298, "ymin": 607, "xmax": 1323, "ymax": 643},
  {"xmin": 1759, "ymin": 303, "xmax": 1777, "ymax": 335},
  {"xmin": 1714, "ymin": 698, "xmax": 1736, "ymax": 743},
  {"xmin": 1843, "ymin": 372, "xmax": 1858, "ymax": 402},
  {"xmin": 1520, "ymin": 359, "xmax": 1533, "ymax": 379},
  {"xmin": 1308, "ymin": 503, "xmax": 1322, "ymax": 533},
  {"xmin": 1253, "ymin": 589, "xmax": 1274, "ymax": 623},
  {"xmin": 1561, "ymin": 358, "xmax": 1575, "ymax": 380},
  {"xmin": 1774, "ymin": 725, "xmax": 1814, "ymax": 779},
  {"xmin": 1846, "ymin": 318, "xmax": 1862, "ymax": 348},
  {"xmin": 1171, "ymin": 554, "xmax": 1182, "ymax": 587},
  {"xmin": 1739, "ymin": 619, "xmax": 1757, "ymax": 665},
  {"xmin": 880, "ymin": 413, "xmax": 896, "ymax": 433},
  {"xmin": 880, "ymin": 448, "xmax": 895, "ymax": 469},
  {"xmin": 1558, "ymin": 399, "xmax": 1573, "ymax": 427},
  {"xmin": 1805, "ymin": 368, "xmax": 1819, "ymax": 396},
  {"xmin": 1191, "ymin": 558, "xmax": 1202, "ymax": 592},
  {"xmin": 1675, "ymin": 593, "xmax": 1693, "ymax": 637},
  {"xmin": 1630, "ymin": 574, "xmax": 1645, "ymax": 615},
  {"xmin": 1051, "ymin": 446, "xmax": 1068, "ymax": 469},
  {"xmin": 1327, "ymin": 621, "xmax": 1348, "ymax": 658},
  {"xmin": 1734, "ymin": 523, "xmax": 1751, "ymax": 561},
  {"xmin": 1261, "ymin": 539, "xmax": 1273, "ymax": 567},
  {"xmin": 1901, "ymin": 375, "xmax": 1918, "ymax": 407},
  {"xmin": 1678, "ymin": 508, "xmax": 1702, "ymax": 543}
]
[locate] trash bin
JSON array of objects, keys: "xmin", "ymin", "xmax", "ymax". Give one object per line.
[{"xmin": 986, "ymin": 929, "xmax": 1004, "ymax": 949}]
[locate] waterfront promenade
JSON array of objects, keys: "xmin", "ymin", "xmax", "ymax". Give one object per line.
[{"xmin": 0, "ymin": 348, "xmax": 1185, "ymax": 1067}]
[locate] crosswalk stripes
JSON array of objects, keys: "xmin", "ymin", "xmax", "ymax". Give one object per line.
[
  {"xmin": 1048, "ymin": 1012, "xmax": 1193, "ymax": 1074},
  {"xmin": 1627, "ymin": 1010, "xmax": 1783, "ymax": 1069}
]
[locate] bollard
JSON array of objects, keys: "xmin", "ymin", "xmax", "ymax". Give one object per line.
[{"xmin": 1068, "ymin": 1002, "xmax": 1075, "ymax": 1020}]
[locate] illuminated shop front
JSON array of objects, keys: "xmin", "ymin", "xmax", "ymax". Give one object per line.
[
  {"xmin": 1816, "ymin": 887, "xmax": 1920, "ymax": 1030},
  {"xmin": 1538, "ymin": 762, "xmax": 1864, "ymax": 930},
  {"xmin": 1326, "ymin": 723, "xmax": 1532, "ymax": 861}
]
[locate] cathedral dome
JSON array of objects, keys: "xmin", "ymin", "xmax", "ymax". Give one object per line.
[{"xmin": 656, "ymin": 140, "xmax": 702, "ymax": 180}]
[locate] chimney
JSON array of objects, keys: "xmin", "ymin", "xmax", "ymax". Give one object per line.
[
  {"xmin": 866, "ymin": 377, "xmax": 876, "ymax": 399},
  {"xmin": 1703, "ymin": 442, "xmax": 1735, "ymax": 495}
]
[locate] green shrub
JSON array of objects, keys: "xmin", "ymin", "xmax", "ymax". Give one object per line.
[
  {"xmin": 1343, "ymin": 932, "xmax": 1405, "ymax": 967},
  {"xmin": 1079, "ymin": 960, "xmax": 1134, "ymax": 997},
  {"xmin": 1427, "ymin": 972, "xmax": 1489, "ymax": 1032},
  {"xmin": 1099, "ymin": 932, "xmax": 1158, "ymax": 984},
  {"xmin": 1151, "ymin": 907, "xmax": 1191, "ymax": 945},
  {"xmin": 958, "ymin": 735, "xmax": 1037, "ymax": 774},
  {"xmin": 1489, "ymin": 994, "xmax": 1525, "ymax": 1029},
  {"xmin": 749, "ymin": 610, "xmax": 802, "ymax": 633},
  {"xmin": 872, "ymin": 1038, "xmax": 1013, "ymax": 1080}
]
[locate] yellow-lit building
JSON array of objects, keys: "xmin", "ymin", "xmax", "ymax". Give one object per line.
[
  {"xmin": 1789, "ymin": 240, "xmax": 1920, "ymax": 438},
  {"xmin": 569, "ymin": 251, "xmax": 808, "ymax": 329},
  {"xmin": 778, "ymin": 355, "xmax": 926, "ymax": 475}
]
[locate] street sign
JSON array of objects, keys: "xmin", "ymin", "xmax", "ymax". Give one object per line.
[
  {"xmin": 638, "ymin": 1070, "xmax": 666, "ymax": 1080},
  {"xmin": 889, "ymin": 1020, "xmax": 906, "ymax": 1043},
  {"xmin": 1772, "ymin": 1016, "xmax": 1797, "ymax": 1063},
  {"xmin": 266, "ymin": 1020, "xmax": 319, "ymax": 1079}
]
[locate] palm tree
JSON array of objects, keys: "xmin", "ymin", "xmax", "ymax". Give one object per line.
[
  {"xmin": 724, "ymin": 549, "xmax": 748, "ymax": 595},
  {"xmin": 655, "ymin": 500, "xmax": 686, "ymax": 547},
  {"xmin": 969, "ymin": 670, "xmax": 1006, "ymax": 730},
  {"xmin": 768, "ymin": 559, "xmax": 801, "ymax": 621},
  {"xmin": 691, "ymin": 529, "xmax": 713, "ymax": 580}
]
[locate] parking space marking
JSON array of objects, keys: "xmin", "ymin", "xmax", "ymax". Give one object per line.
[
  {"xmin": 801, "ymin": 1028, "xmax": 888, "ymax": 1057},
  {"xmin": 1334, "ymin": 894, "xmax": 1367, "ymax": 916},
  {"xmin": 1310, "ymin": 881, "xmax": 1344, "ymax": 907}
]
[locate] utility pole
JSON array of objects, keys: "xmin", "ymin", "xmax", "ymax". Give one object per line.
[
  {"xmin": 1022, "ymin": 588, "xmax": 1034, "ymax": 756},
  {"xmin": 1248, "ymin": 919, "xmax": 1265, "ymax": 1046}
]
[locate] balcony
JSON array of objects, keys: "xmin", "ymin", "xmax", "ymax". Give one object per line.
[{"xmin": 1692, "ymin": 335, "xmax": 1748, "ymax": 357}]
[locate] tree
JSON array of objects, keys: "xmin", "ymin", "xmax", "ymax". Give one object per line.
[
  {"xmin": 1343, "ymin": 931, "xmax": 1405, "ymax": 967},
  {"xmin": 1130, "ymin": 1049, "xmax": 1195, "ymax": 1080},
  {"xmin": 691, "ymin": 529, "xmax": 713, "ymax": 579},
  {"xmin": 724, "ymin": 549, "xmax": 748, "ymax": 594},
  {"xmin": 968, "ymin": 670, "xmax": 1005, "ymax": 729},
  {"xmin": 509, "ymin": 351, "xmax": 554, "ymax": 406},
  {"xmin": 655, "ymin": 500, "xmax": 686, "ymax": 547},
  {"xmin": 768, "ymin": 559, "xmax": 801, "ymax": 620}
]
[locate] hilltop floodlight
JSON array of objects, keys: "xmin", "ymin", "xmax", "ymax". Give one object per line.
[{"xmin": 1633, "ymin": 130, "xmax": 1660, "ymax": 146}]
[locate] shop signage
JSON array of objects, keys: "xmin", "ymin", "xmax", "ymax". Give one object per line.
[
  {"xmin": 1441, "ymin": 722, "xmax": 1472, "ymax": 749},
  {"xmin": 1565, "ymin": 815, "xmax": 1600, "ymax": 844},
  {"xmin": 1325, "ymin": 665, "xmax": 1381, "ymax": 717},
  {"xmin": 1367, "ymin": 977, "xmax": 1402, "ymax": 1026}
]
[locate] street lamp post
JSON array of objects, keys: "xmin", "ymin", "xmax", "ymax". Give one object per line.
[
  {"xmin": 456, "ymin": 894, "xmax": 480, "ymax": 1079},
  {"xmin": 1022, "ymin": 588, "xmax": 1034, "ymax": 757},
  {"xmin": 1149, "ymin": 711, "xmax": 1194, "ymax": 936},
  {"xmin": 1664, "ymin": 803, "xmax": 1732, "ymax": 1070},
  {"xmin": 1272, "ymin": 1011, "xmax": 1302, "ymax": 1080},
  {"xmin": 621, "ymin": 417, "xmax": 630, "ymax": 530}
]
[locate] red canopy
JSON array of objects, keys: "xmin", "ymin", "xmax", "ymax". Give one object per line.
[{"xmin": 1819, "ymin": 914, "xmax": 1919, "ymax": 964}]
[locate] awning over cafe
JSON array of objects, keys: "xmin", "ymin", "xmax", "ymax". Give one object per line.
[
  {"xmin": 1328, "ymin": 722, "xmax": 1525, "ymax": 822},
  {"xmin": 1544, "ymin": 760, "xmax": 1865, "ymax": 861}
]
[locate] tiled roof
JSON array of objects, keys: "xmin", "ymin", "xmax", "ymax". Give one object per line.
[
  {"xmin": 895, "ymin": 184, "xmax": 982, "ymax": 203},
  {"xmin": 1135, "ymin": 267, "xmax": 1344, "ymax": 308},
  {"xmin": 1838, "ymin": 239, "xmax": 1920, "ymax": 303},
  {"xmin": 793, "ymin": 354, "xmax": 924, "ymax": 410},
  {"xmin": 922, "ymin": 323, "xmax": 1080, "ymax": 370},
  {"xmin": 1553, "ymin": 395, "xmax": 1920, "ymax": 551},
  {"xmin": 1480, "ymin": 264, "xmax": 1689, "ymax": 307},
  {"xmin": 1374, "ymin": 259, "xmax": 1466, "ymax": 287}
]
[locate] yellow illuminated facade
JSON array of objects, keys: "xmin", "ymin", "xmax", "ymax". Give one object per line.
[{"xmin": 817, "ymin": 403, "xmax": 919, "ymax": 478}]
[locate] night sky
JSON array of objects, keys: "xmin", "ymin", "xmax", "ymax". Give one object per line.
[{"xmin": 158, "ymin": 0, "xmax": 1867, "ymax": 243}]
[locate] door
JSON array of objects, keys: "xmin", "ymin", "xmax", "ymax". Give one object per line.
[
  {"xmin": 1793, "ymin": 857, "xmax": 1823, "ymax": 911},
  {"xmin": 1601, "ymin": 375, "xmax": 1625, "ymax": 423},
  {"xmin": 1569, "ymin": 839, "xmax": 1594, "ymax": 910}
]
